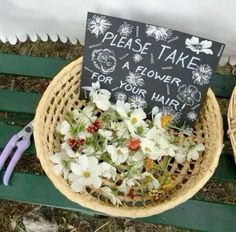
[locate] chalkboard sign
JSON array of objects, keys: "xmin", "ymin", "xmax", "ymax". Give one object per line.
[{"xmin": 80, "ymin": 12, "xmax": 225, "ymax": 128}]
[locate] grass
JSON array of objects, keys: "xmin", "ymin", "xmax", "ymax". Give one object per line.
[{"xmin": 0, "ymin": 39, "xmax": 235, "ymax": 231}]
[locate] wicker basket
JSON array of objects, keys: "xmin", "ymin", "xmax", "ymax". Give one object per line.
[
  {"xmin": 228, "ymin": 85, "xmax": 236, "ymax": 163},
  {"xmin": 34, "ymin": 57, "xmax": 223, "ymax": 218}
]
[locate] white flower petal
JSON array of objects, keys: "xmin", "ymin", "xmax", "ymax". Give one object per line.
[
  {"xmin": 52, "ymin": 164, "xmax": 63, "ymax": 175},
  {"xmin": 71, "ymin": 163, "xmax": 83, "ymax": 175},
  {"xmin": 58, "ymin": 120, "xmax": 70, "ymax": 135}
]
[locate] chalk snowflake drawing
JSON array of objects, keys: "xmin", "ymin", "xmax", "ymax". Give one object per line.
[
  {"xmin": 87, "ymin": 15, "xmax": 111, "ymax": 38},
  {"xmin": 115, "ymin": 92, "xmax": 127, "ymax": 101},
  {"xmin": 118, "ymin": 21, "xmax": 133, "ymax": 37},
  {"xmin": 126, "ymin": 72, "xmax": 144, "ymax": 87},
  {"xmin": 92, "ymin": 49, "xmax": 116, "ymax": 74},
  {"xmin": 185, "ymin": 36, "xmax": 213, "ymax": 55},
  {"xmin": 129, "ymin": 95, "xmax": 147, "ymax": 109},
  {"xmin": 192, "ymin": 64, "xmax": 212, "ymax": 86},
  {"xmin": 187, "ymin": 111, "xmax": 198, "ymax": 122},
  {"xmin": 160, "ymin": 106, "xmax": 182, "ymax": 123},
  {"xmin": 145, "ymin": 25, "xmax": 172, "ymax": 41},
  {"xmin": 133, "ymin": 53, "xmax": 143, "ymax": 63},
  {"xmin": 177, "ymin": 85, "xmax": 201, "ymax": 106}
]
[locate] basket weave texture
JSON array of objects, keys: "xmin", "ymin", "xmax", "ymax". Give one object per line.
[
  {"xmin": 34, "ymin": 57, "xmax": 223, "ymax": 218},
  {"xmin": 228, "ymin": 85, "xmax": 236, "ymax": 163}
]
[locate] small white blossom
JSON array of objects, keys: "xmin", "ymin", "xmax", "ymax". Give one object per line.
[
  {"xmin": 69, "ymin": 155, "xmax": 102, "ymax": 192},
  {"xmin": 49, "ymin": 152, "xmax": 71, "ymax": 179},
  {"xmin": 61, "ymin": 141, "xmax": 80, "ymax": 158},
  {"xmin": 98, "ymin": 129, "xmax": 113, "ymax": 140},
  {"xmin": 57, "ymin": 120, "xmax": 71, "ymax": 139},
  {"xmin": 107, "ymin": 145, "xmax": 129, "ymax": 165},
  {"xmin": 101, "ymin": 187, "xmax": 122, "ymax": 205},
  {"xmin": 113, "ymin": 100, "xmax": 131, "ymax": 119},
  {"xmin": 140, "ymin": 138, "xmax": 159, "ymax": 160},
  {"xmin": 143, "ymin": 172, "xmax": 160, "ymax": 190},
  {"xmin": 100, "ymin": 162, "xmax": 117, "ymax": 180},
  {"xmin": 186, "ymin": 143, "xmax": 205, "ymax": 161}
]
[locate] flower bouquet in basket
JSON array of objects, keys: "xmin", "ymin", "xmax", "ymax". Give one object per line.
[{"xmin": 50, "ymin": 81, "xmax": 205, "ymax": 206}]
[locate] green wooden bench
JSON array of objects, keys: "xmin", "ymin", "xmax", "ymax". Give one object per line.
[{"xmin": 0, "ymin": 52, "xmax": 236, "ymax": 232}]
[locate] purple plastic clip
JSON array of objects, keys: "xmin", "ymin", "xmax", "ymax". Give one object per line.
[{"xmin": 0, "ymin": 121, "xmax": 33, "ymax": 185}]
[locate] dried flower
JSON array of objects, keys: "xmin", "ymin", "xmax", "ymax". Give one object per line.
[{"xmin": 126, "ymin": 138, "xmax": 140, "ymax": 151}]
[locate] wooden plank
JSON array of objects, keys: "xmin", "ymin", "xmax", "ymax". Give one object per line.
[
  {"xmin": 0, "ymin": 172, "xmax": 235, "ymax": 232},
  {"xmin": 0, "ymin": 89, "xmax": 39, "ymax": 114},
  {"xmin": 0, "ymin": 53, "xmax": 69, "ymax": 79},
  {"xmin": 0, "ymin": 122, "xmax": 236, "ymax": 182},
  {"xmin": 0, "ymin": 53, "xmax": 235, "ymax": 97}
]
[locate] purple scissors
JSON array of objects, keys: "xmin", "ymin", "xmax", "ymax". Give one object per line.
[{"xmin": 0, "ymin": 121, "xmax": 33, "ymax": 185}]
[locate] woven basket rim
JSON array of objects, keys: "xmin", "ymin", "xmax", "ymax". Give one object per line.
[
  {"xmin": 34, "ymin": 57, "xmax": 224, "ymax": 218},
  {"xmin": 228, "ymin": 85, "xmax": 236, "ymax": 163}
]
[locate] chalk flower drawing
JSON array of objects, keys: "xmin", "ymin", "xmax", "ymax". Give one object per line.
[
  {"xmin": 126, "ymin": 72, "xmax": 144, "ymax": 87},
  {"xmin": 87, "ymin": 15, "xmax": 111, "ymax": 38},
  {"xmin": 177, "ymin": 85, "xmax": 201, "ymax": 106},
  {"xmin": 187, "ymin": 111, "xmax": 198, "ymax": 122},
  {"xmin": 145, "ymin": 25, "xmax": 172, "ymax": 41},
  {"xmin": 118, "ymin": 21, "xmax": 133, "ymax": 37},
  {"xmin": 129, "ymin": 95, "xmax": 147, "ymax": 109},
  {"xmin": 160, "ymin": 106, "xmax": 182, "ymax": 124},
  {"xmin": 185, "ymin": 36, "xmax": 213, "ymax": 55},
  {"xmin": 133, "ymin": 53, "xmax": 143, "ymax": 63},
  {"xmin": 192, "ymin": 64, "xmax": 212, "ymax": 86},
  {"xmin": 92, "ymin": 49, "xmax": 116, "ymax": 74},
  {"xmin": 115, "ymin": 92, "xmax": 127, "ymax": 101}
]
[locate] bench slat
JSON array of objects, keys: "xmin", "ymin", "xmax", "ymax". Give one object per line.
[
  {"xmin": 0, "ymin": 53, "xmax": 69, "ymax": 79},
  {"xmin": 0, "ymin": 89, "xmax": 39, "ymax": 114},
  {"xmin": 0, "ymin": 54, "xmax": 236, "ymax": 98},
  {"xmin": 0, "ymin": 172, "xmax": 235, "ymax": 232}
]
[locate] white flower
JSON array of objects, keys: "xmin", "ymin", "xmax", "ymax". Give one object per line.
[
  {"xmin": 175, "ymin": 147, "xmax": 188, "ymax": 164},
  {"xmin": 107, "ymin": 145, "xmax": 129, "ymax": 165},
  {"xmin": 126, "ymin": 108, "xmax": 146, "ymax": 136},
  {"xmin": 92, "ymin": 90, "xmax": 111, "ymax": 111},
  {"xmin": 145, "ymin": 25, "xmax": 172, "ymax": 41},
  {"xmin": 57, "ymin": 120, "xmax": 71, "ymax": 139},
  {"xmin": 160, "ymin": 106, "xmax": 182, "ymax": 124},
  {"xmin": 82, "ymin": 81, "xmax": 100, "ymax": 95},
  {"xmin": 185, "ymin": 36, "xmax": 213, "ymax": 55},
  {"xmin": 140, "ymin": 138, "xmax": 159, "ymax": 160},
  {"xmin": 101, "ymin": 187, "xmax": 122, "ymax": 205},
  {"xmin": 61, "ymin": 142, "xmax": 80, "ymax": 158},
  {"xmin": 131, "ymin": 150, "xmax": 145, "ymax": 162},
  {"xmin": 73, "ymin": 105, "xmax": 96, "ymax": 127},
  {"xmin": 69, "ymin": 155, "xmax": 102, "ymax": 192},
  {"xmin": 87, "ymin": 15, "xmax": 111, "ymax": 38},
  {"xmin": 186, "ymin": 143, "xmax": 205, "ymax": 161},
  {"xmin": 100, "ymin": 162, "xmax": 117, "ymax": 180},
  {"xmin": 49, "ymin": 152, "xmax": 71, "ymax": 179},
  {"xmin": 143, "ymin": 172, "xmax": 160, "ymax": 190},
  {"xmin": 98, "ymin": 129, "xmax": 113, "ymax": 140},
  {"xmin": 129, "ymin": 95, "xmax": 147, "ymax": 109},
  {"xmin": 118, "ymin": 21, "xmax": 133, "ymax": 37},
  {"xmin": 126, "ymin": 72, "xmax": 144, "ymax": 87},
  {"xmin": 81, "ymin": 145, "xmax": 95, "ymax": 156},
  {"xmin": 133, "ymin": 53, "xmax": 143, "ymax": 63},
  {"xmin": 192, "ymin": 64, "xmax": 212, "ymax": 86},
  {"xmin": 113, "ymin": 100, "xmax": 131, "ymax": 119}
]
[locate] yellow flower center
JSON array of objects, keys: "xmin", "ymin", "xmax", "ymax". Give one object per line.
[
  {"xmin": 83, "ymin": 171, "xmax": 90, "ymax": 178},
  {"xmin": 144, "ymin": 147, "xmax": 151, "ymax": 152},
  {"xmin": 161, "ymin": 115, "xmax": 172, "ymax": 127},
  {"xmin": 131, "ymin": 117, "xmax": 138, "ymax": 125},
  {"xmin": 116, "ymin": 149, "xmax": 122, "ymax": 155}
]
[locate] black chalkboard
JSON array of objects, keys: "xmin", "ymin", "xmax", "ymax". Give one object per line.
[{"xmin": 80, "ymin": 12, "xmax": 225, "ymax": 128}]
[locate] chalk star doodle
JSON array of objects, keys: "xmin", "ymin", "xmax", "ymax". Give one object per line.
[
  {"xmin": 133, "ymin": 53, "xmax": 143, "ymax": 63},
  {"xmin": 187, "ymin": 111, "xmax": 198, "ymax": 122},
  {"xmin": 145, "ymin": 25, "xmax": 172, "ymax": 41},
  {"xmin": 87, "ymin": 15, "xmax": 111, "ymax": 38},
  {"xmin": 192, "ymin": 64, "xmax": 212, "ymax": 86},
  {"xmin": 92, "ymin": 48, "xmax": 116, "ymax": 74},
  {"xmin": 160, "ymin": 106, "xmax": 182, "ymax": 124},
  {"xmin": 129, "ymin": 95, "xmax": 147, "ymax": 109},
  {"xmin": 126, "ymin": 72, "xmax": 144, "ymax": 87},
  {"xmin": 185, "ymin": 36, "xmax": 213, "ymax": 55},
  {"xmin": 115, "ymin": 92, "xmax": 127, "ymax": 101},
  {"xmin": 177, "ymin": 85, "xmax": 201, "ymax": 106},
  {"xmin": 118, "ymin": 21, "xmax": 133, "ymax": 37}
]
